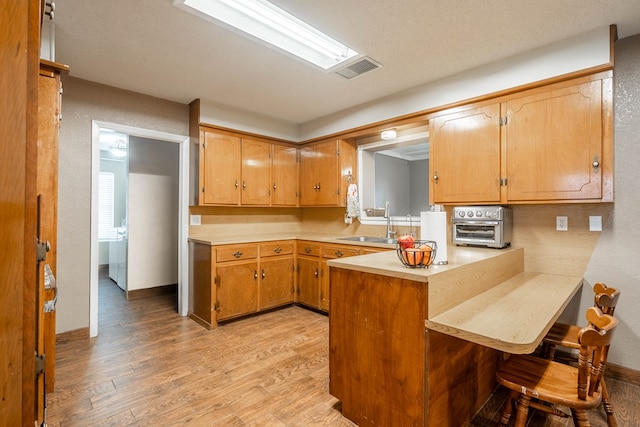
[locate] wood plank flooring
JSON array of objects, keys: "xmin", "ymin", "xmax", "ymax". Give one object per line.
[{"xmin": 46, "ymin": 272, "xmax": 640, "ymax": 426}]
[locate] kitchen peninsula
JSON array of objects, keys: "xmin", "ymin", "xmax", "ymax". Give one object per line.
[{"xmin": 327, "ymin": 246, "xmax": 583, "ymax": 426}]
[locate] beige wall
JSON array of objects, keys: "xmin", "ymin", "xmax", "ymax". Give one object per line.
[{"xmin": 57, "ymin": 77, "xmax": 188, "ymax": 333}]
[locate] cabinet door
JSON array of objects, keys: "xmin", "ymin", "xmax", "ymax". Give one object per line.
[
  {"xmin": 430, "ymin": 104, "xmax": 502, "ymax": 204},
  {"xmin": 320, "ymin": 245, "xmax": 361, "ymax": 311},
  {"xmin": 299, "ymin": 140, "xmax": 338, "ymax": 206},
  {"xmin": 505, "ymin": 80, "xmax": 603, "ymax": 201},
  {"xmin": 297, "ymin": 256, "xmax": 320, "ymax": 309},
  {"xmin": 260, "ymin": 256, "xmax": 295, "ymax": 309},
  {"xmin": 200, "ymin": 130, "xmax": 241, "ymax": 205},
  {"xmin": 272, "ymin": 144, "xmax": 298, "ymax": 206},
  {"xmin": 216, "ymin": 261, "xmax": 259, "ymax": 320},
  {"xmin": 241, "ymin": 138, "xmax": 272, "ymax": 205}
]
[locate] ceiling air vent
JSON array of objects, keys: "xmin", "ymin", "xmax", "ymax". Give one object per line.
[{"xmin": 333, "ymin": 56, "xmax": 382, "ymax": 79}]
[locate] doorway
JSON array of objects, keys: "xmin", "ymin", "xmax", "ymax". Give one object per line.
[{"xmin": 90, "ymin": 121, "xmax": 189, "ymax": 337}]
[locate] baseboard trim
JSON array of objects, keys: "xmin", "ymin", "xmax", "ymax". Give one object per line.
[
  {"xmin": 607, "ymin": 362, "xmax": 640, "ymax": 387},
  {"xmin": 126, "ymin": 283, "xmax": 177, "ymax": 300},
  {"xmin": 56, "ymin": 327, "xmax": 90, "ymax": 345}
]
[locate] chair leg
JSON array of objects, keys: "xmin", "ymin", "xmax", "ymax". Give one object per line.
[
  {"xmin": 571, "ymin": 408, "xmax": 590, "ymax": 426},
  {"xmin": 499, "ymin": 390, "xmax": 519, "ymax": 426},
  {"xmin": 514, "ymin": 394, "xmax": 531, "ymax": 427},
  {"xmin": 601, "ymin": 380, "xmax": 617, "ymax": 427}
]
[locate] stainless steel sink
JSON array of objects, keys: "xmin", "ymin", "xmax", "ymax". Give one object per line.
[{"xmin": 337, "ymin": 236, "xmax": 398, "ymax": 244}]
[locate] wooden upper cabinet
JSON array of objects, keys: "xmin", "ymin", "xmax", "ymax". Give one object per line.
[
  {"xmin": 430, "ymin": 104, "xmax": 502, "ymax": 204},
  {"xmin": 241, "ymin": 137, "xmax": 272, "ymax": 205},
  {"xmin": 299, "ymin": 139, "xmax": 356, "ymax": 206},
  {"xmin": 429, "ymin": 72, "xmax": 613, "ymax": 205},
  {"xmin": 272, "ymin": 144, "xmax": 299, "ymax": 206},
  {"xmin": 200, "ymin": 130, "xmax": 241, "ymax": 205},
  {"xmin": 505, "ymin": 79, "xmax": 604, "ymax": 201}
]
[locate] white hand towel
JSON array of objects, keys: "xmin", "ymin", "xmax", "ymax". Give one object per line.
[{"xmin": 346, "ymin": 183, "xmax": 359, "ymax": 218}]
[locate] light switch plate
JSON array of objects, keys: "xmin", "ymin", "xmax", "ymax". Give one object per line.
[
  {"xmin": 589, "ymin": 215, "xmax": 602, "ymax": 231},
  {"xmin": 190, "ymin": 214, "xmax": 201, "ymax": 226}
]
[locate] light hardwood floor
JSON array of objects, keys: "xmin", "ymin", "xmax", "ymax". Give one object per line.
[{"xmin": 46, "ymin": 272, "xmax": 640, "ymax": 426}]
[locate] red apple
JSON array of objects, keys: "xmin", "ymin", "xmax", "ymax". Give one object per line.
[{"xmin": 397, "ymin": 234, "xmax": 415, "ymax": 250}]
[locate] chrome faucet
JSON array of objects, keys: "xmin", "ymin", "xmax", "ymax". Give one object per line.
[
  {"xmin": 406, "ymin": 214, "xmax": 414, "ymax": 237},
  {"xmin": 385, "ymin": 201, "xmax": 396, "ymax": 238}
]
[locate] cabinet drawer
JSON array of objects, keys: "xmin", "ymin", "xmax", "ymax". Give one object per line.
[
  {"xmin": 260, "ymin": 240, "xmax": 294, "ymax": 257},
  {"xmin": 297, "ymin": 241, "xmax": 321, "ymax": 257},
  {"xmin": 216, "ymin": 244, "xmax": 258, "ymax": 262},
  {"xmin": 322, "ymin": 244, "xmax": 361, "ymax": 259}
]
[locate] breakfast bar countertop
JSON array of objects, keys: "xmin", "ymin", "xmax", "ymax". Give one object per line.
[{"xmin": 328, "ymin": 247, "xmax": 583, "ymax": 354}]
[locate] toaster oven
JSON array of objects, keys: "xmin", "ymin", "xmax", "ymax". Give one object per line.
[{"xmin": 452, "ymin": 206, "xmax": 512, "ymax": 248}]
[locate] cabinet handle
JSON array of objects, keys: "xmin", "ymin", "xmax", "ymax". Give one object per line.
[
  {"xmin": 305, "ymin": 247, "xmax": 312, "ymax": 254},
  {"xmin": 335, "ymin": 250, "xmax": 343, "ymax": 257},
  {"xmin": 273, "ymin": 183, "xmax": 277, "ymax": 191},
  {"xmin": 433, "ymin": 173, "xmax": 439, "ymax": 182},
  {"xmin": 242, "ymin": 180, "xmax": 247, "ymax": 190},
  {"xmin": 314, "ymin": 268, "xmax": 318, "ymax": 277},
  {"xmin": 274, "ymin": 247, "xmax": 282, "ymax": 254},
  {"xmin": 233, "ymin": 250, "xmax": 243, "ymax": 258},
  {"xmin": 592, "ymin": 157, "xmax": 600, "ymax": 172},
  {"xmin": 235, "ymin": 180, "xmax": 239, "ymax": 189},
  {"xmin": 254, "ymin": 270, "xmax": 258, "ymax": 280},
  {"xmin": 316, "ymin": 182, "xmax": 321, "ymax": 191},
  {"xmin": 262, "ymin": 269, "xmax": 265, "ymax": 279}
]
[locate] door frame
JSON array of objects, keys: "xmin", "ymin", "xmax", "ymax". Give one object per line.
[{"xmin": 90, "ymin": 120, "xmax": 189, "ymax": 337}]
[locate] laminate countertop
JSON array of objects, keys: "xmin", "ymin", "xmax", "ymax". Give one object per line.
[{"xmin": 328, "ymin": 247, "xmax": 583, "ymax": 354}]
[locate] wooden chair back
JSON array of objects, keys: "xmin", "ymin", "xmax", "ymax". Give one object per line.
[
  {"xmin": 577, "ymin": 307, "xmax": 618, "ymax": 400},
  {"xmin": 592, "ymin": 282, "xmax": 620, "ymax": 316}
]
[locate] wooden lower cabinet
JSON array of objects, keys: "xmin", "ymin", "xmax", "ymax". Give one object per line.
[
  {"xmin": 216, "ymin": 260, "xmax": 259, "ymax": 321},
  {"xmin": 329, "ymin": 268, "xmax": 501, "ymax": 426},
  {"xmin": 296, "ymin": 241, "xmax": 321, "ymax": 309},
  {"xmin": 320, "ymin": 244, "xmax": 361, "ymax": 311},
  {"xmin": 189, "ymin": 240, "xmax": 295, "ymax": 329}
]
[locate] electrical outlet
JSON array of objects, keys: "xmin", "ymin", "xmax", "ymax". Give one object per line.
[
  {"xmin": 556, "ymin": 216, "xmax": 568, "ymax": 231},
  {"xmin": 190, "ymin": 214, "xmax": 202, "ymax": 226}
]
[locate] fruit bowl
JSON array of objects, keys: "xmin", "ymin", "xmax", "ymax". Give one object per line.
[{"xmin": 396, "ymin": 239, "xmax": 437, "ymax": 268}]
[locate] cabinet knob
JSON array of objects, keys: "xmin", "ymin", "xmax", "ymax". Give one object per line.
[
  {"xmin": 254, "ymin": 271, "xmax": 258, "ymax": 280},
  {"xmin": 433, "ymin": 173, "xmax": 439, "ymax": 182},
  {"xmin": 235, "ymin": 180, "xmax": 239, "ymax": 189},
  {"xmin": 592, "ymin": 157, "xmax": 600, "ymax": 172},
  {"xmin": 261, "ymin": 269, "xmax": 265, "ymax": 279},
  {"xmin": 314, "ymin": 268, "xmax": 318, "ymax": 277},
  {"xmin": 273, "ymin": 183, "xmax": 277, "ymax": 191},
  {"xmin": 242, "ymin": 180, "xmax": 247, "ymax": 190}
]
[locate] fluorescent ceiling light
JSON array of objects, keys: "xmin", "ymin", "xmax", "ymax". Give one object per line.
[{"xmin": 175, "ymin": 0, "xmax": 359, "ymax": 70}]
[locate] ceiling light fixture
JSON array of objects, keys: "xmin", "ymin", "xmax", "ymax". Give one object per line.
[
  {"xmin": 381, "ymin": 129, "xmax": 397, "ymax": 141},
  {"xmin": 110, "ymin": 140, "xmax": 128, "ymax": 157},
  {"xmin": 174, "ymin": 0, "xmax": 359, "ymax": 70}
]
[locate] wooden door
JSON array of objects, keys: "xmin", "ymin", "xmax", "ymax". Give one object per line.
[
  {"xmin": 299, "ymin": 140, "xmax": 338, "ymax": 206},
  {"xmin": 505, "ymin": 80, "xmax": 603, "ymax": 201},
  {"xmin": 1, "ymin": 0, "xmax": 41, "ymax": 424},
  {"xmin": 260, "ymin": 257, "xmax": 295, "ymax": 309},
  {"xmin": 216, "ymin": 261, "xmax": 259, "ymax": 320},
  {"xmin": 272, "ymin": 144, "xmax": 298, "ymax": 206},
  {"xmin": 320, "ymin": 244, "xmax": 361, "ymax": 312},
  {"xmin": 241, "ymin": 137, "xmax": 271, "ymax": 205},
  {"xmin": 199, "ymin": 130, "xmax": 241, "ymax": 205},
  {"xmin": 296, "ymin": 256, "xmax": 321, "ymax": 308},
  {"xmin": 429, "ymin": 104, "xmax": 502, "ymax": 204}
]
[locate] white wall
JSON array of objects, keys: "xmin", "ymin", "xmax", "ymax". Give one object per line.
[{"xmin": 580, "ymin": 34, "xmax": 640, "ymax": 370}]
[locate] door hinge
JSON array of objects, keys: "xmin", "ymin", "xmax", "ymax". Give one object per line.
[
  {"xmin": 36, "ymin": 240, "xmax": 50, "ymax": 263},
  {"xmin": 35, "ymin": 352, "xmax": 45, "ymax": 377},
  {"xmin": 214, "ymin": 276, "xmax": 219, "ymax": 285},
  {"xmin": 214, "ymin": 302, "xmax": 220, "ymax": 312}
]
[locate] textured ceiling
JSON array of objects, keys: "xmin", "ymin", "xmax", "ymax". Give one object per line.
[{"xmin": 52, "ymin": 0, "xmax": 640, "ymax": 125}]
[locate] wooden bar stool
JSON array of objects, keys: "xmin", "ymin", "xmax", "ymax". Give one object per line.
[
  {"xmin": 542, "ymin": 283, "xmax": 620, "ymax": 426},
  {"xmin": 496, "ymin": 307, "xmax": 618, "ymax": 426}
]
